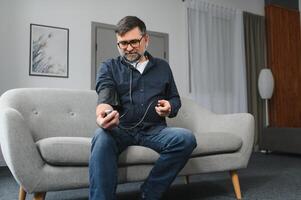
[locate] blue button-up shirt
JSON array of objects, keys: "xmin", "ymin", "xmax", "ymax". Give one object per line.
[{"xmin": 96, "ymin": 52, "xmax": 181, "ymax": 132}]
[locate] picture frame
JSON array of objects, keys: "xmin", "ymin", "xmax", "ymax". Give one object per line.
[{"xmin": 29, "ymin": 24, "xmax": 69, "ymax": 78}]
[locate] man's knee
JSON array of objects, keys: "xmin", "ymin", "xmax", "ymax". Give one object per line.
[
  {"xmin": 179, "ymin": 129, "xmax": 197, "ymax": 152},
  {"xmin": 168, "ymin": 128, "xmax": 197, "ymax": 153},
  {"xmin": 91, "ymin": 128, "xmax": 117, "ymax": 153}
]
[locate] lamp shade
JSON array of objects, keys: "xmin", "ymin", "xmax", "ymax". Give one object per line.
[{"xmin": 258, "ymin": 68, "xmax": 274, "ymax": 99}]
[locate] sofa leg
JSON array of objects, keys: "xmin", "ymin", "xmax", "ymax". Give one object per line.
[
  {"xmin": 19, "ymin": 186, "xmax": 27, "ymax": 200},
  {"xmin": 33, "ymin": 192, "xmax": 46, "ymax": 200},
  {"xmin": 184, "ymin": 175, "xmax": 190, "ymax": 184},
  {"xmin": 229, "ymin": 170, "xmax": 242, "ymax": 200}
]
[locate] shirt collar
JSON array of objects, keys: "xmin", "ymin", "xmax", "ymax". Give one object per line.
[
  {"xmin": 143, "ymin": 51, "xmax": 155, "ymax": 74},
  {"xmin": 119, "ymin": 51, "xmax": 156, "ymax": 73}
]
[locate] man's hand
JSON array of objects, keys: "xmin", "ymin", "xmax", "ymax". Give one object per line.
[
  {"xmin": 155, "ymin": 100, "xmax": 171, "ymax": 117},
  {"xmin": 96, "ymin": 110, "xmax": 120, "ymax": 129}
]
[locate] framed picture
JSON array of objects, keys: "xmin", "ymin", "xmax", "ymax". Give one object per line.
[{"xmin": 29, "ymin": 24, "xmax": 69, "ymax": 78}]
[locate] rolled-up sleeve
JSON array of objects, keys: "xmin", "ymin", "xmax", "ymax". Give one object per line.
[
  {"xmin": 167, "ymin": 68, "xmax": 181, "ymax": 118},
  {"xmin": 95, "ymin": 62, "xmax": 120, "ymax": 108}
]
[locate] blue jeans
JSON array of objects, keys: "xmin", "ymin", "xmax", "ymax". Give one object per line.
[{"xmin": 89, "ymin": 126, "xmax": 197, "ymax": 200}]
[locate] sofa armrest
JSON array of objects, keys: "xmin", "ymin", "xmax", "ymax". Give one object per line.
[
  {"xmin": 202, "ymin": 113, "xmax": 254, "ymax": 152},
  {"xmin": 197, "ymin": 112, "xmax": 255, "ymax": 168},
  {"xmin": 0, "ymin": 107, "xmax": 45, "ymax": 192},
  {"xmin": 168, "ymin": 109, "xmax": 254, "ymax": 152},
  {"xmin": 167, "ymin": 99, "xmax": 254, "ymax": 168}
]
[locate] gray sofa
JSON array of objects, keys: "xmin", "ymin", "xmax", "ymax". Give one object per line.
[{"xmin": 0, "ymin": 88, "xmax": 254, "ymax": 200}]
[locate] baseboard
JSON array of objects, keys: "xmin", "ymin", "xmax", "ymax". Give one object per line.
[{"xmin": 260, "ymin": 127, "xmax": 301, "ymax": 154}]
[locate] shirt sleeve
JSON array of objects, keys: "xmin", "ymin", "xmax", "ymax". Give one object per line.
[
  {"xmin": 167, "ymin": 67, "xmax": 181, "ymax": 118},
  {"xmin": 95, "ymin": 62, "xmax": 120, "ymax": 108}
]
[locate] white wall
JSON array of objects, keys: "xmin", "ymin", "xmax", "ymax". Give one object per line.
[
  {"xmin": 0, "ymin": 0, "xmax": 189, "ymax": 95},
  {"xmin": 0, "ymin": 0, "xmax": 264, "ymax": 166},
  {"xmin": 0, "ymin": 0, "xmax": 264, "ymax": 95}
]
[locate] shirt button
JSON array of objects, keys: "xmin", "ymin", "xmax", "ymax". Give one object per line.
[
  {"xmin": 140, "ymin": 89, "xmax": 144, "ymax": 92},
  {"xmin": 141, "ymin": 104, "xmax": 144, "ymax": 106}
]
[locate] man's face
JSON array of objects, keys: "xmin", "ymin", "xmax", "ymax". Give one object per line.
[{"xmin": 116, "ymin": 27, "xmax": 149, "ymax": 62}]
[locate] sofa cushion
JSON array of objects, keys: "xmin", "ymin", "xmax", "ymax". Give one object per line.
[
  {"xmin": 36, "ymin": 137, "xmax": 91, "ymax": 166},
  {"xmin": 36, "ymin": 132, "xmax": 242, "ymax": 166},
  {"xmin": 191, "ymin": 132, "xmax": 243, "ymax": 158}
]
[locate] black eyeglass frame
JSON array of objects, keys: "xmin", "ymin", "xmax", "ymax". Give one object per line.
[{"xmin": 117, "ymin": 35, "xmax": 145, "ymax": 49}]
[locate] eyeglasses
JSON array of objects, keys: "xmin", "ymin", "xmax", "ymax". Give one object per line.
[{"xmin": 117, "ymin": 35, "xmax": 145, "ymax": 49}]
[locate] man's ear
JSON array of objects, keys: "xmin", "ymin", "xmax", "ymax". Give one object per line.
[{"xmin": 145, "ymin": 34, "xmax": 150, "ymax": 48}]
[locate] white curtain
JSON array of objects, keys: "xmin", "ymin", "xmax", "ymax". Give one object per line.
[{"xmin": 187, "ymin": 0, "xmax": 247, "ymax": 114}]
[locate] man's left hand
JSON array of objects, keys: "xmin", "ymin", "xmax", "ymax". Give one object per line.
[{"xmin": 155, "ymin": 99, "xmax": 171, "ymax": 117}]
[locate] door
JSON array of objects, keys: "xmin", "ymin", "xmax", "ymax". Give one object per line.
[{"xmin": 91, "ymin": 22, "xmax": 169, "ymax": 89}]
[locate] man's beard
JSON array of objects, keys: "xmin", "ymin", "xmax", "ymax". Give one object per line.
[{"xmin": 119, "ymin": 50, "xmax": 143, "ymax": 64}]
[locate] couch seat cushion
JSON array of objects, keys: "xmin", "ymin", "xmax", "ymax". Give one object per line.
[
  {"xmin": 36, "ymin": 137, "xmax": 91, "ymax": 166},
  {"xmin": 36, "ymin": 132, "xmax": 242, "ymax": 166}
]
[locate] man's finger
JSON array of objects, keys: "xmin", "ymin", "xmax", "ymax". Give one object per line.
[
  {"xmin": 155, "ymin": 106, "xmax": 161, "ymax": 113},
  {"xmin": 100, "ymin": 111, "xmax": 118, "ymax": 128},
  {"xmin": 156, "ymin": 105, "xmax": 170, "ymax": 112},
  {"xmin": 157, "ymin": 100, "xmax": 166, "ymax": 106},
  {"xmin": 103, "ymin": 111, "xmax": 117, "ymax": 123},
  {"xmin": 155, "ymin": 107, "xmax": 165, "ymax": 116},
  {"xmin": 111, "ymin": 113, "xmax": 120, "ymax": 125},
  {"xmin": 96, "ymin": 117, "xmax": 104, "ymax": 127},
  {"xmin": 103, "ymin": 121, "xmax": 115, "ymax": 129},
  {"xmin": 102, "ymin": 117, "xmax": 119, "ymax": 129}
]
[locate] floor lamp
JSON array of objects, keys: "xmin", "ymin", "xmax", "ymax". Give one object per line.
[{"xmin": 258, "ymin": 68, "xmax": 274, "ymax": 126}]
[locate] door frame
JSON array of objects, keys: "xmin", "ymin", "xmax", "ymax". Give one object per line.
[{"xmin": 91, "ymin": 21, "xmax": 169, "ymax": 90}]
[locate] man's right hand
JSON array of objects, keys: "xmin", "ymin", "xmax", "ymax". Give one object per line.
[
  {"xmin": 96, "ymin": 103, "xmax": 120, "ymax": 129},
  {"xmin": 96, "ymin": 110, "xmax": 120, "ymax": 130}
]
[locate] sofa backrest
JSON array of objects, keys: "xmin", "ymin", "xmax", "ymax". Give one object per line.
[
  {"xmin": 0, "ymin": 88, "xmax": 98, "ymax": 141},
  {"xmin": 0, "ymin": 88, "xmax": 212, "ymax": 142},
  {"xmin": 166, "ymin": 97, "xmax": 212, "ymax": 133}
]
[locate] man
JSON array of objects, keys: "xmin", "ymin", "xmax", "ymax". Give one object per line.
[{"xmin": 89, "ymin": 16, "xmax": 197, "ymax": 200}]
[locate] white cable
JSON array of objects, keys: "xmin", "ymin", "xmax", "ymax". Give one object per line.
[{"xmin": 118, "ymin": 100, "xmax": 156, "ymax": 130}]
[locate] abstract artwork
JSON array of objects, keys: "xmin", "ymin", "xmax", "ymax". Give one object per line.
[{"xmin": 29, "ymin": 24, "xmax": 69, "ymax": 78}]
